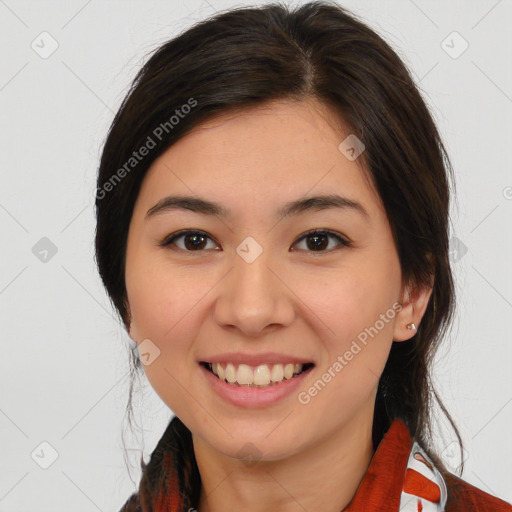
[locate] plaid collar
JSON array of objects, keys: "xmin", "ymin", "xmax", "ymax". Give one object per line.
[
  {"xmin": 344, "ymin": 420, "xmax": 447, "ymax": 511},
  {"xmin": 121, "ymin": 417, "xmax": 447, "ymax": 512}
]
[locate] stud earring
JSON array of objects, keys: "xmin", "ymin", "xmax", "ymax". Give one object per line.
[{"xmin": 406, "ymin": 323, "xmax": 416, "ymax": 330}]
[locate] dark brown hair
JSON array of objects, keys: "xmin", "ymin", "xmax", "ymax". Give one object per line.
[{"xmin": 95, "ymin": 0, "xmax": 462, "ymax": 477}]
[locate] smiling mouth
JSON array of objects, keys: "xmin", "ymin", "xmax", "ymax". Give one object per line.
[{"xmin": 200, "ymin": 361, "xmax": 315, "ymax": 388}]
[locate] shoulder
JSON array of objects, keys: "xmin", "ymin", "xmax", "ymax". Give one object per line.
[
  {"xmin": 117, "ymin": 473, "xmax": 512, "ymax": 512},
  {"xmin": 444, "ymin": 472, "xmax": 512, "ymax": 511}
]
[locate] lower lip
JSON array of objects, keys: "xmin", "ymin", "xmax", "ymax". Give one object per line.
[{"xmin": 199, "ymin": 363, "xmax": 314, "ymax": 408}]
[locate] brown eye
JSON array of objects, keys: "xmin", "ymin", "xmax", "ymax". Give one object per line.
[
  {"xmin": 160, "ymin": 230, "xmax": 219, "ymax": 251},
  {"xmin": 160, "ymin": 229, "xmax": 351, "ymax": 254},
  {"xmin": 293, "ymin": 229, "xmax": 351, "ymax": 253}
]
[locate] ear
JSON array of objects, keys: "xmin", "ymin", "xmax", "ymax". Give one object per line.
[{"xmin": 393, "ymin": 273, "xmax": 434, "ymax": 342}]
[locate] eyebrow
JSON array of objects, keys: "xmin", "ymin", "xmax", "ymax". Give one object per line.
[{"xmin": 145, "ymin": 193, "xmax": 370, "ymax": 221}]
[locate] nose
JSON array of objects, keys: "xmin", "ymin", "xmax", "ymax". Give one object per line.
[{"xmin": 212, "ymin": 247, "xmax": 295, "ymax": 337}]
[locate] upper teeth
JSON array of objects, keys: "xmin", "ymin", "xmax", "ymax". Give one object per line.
[{"xmin": 210, "ymin": 363, "xmax": 304, "ymax": 387}]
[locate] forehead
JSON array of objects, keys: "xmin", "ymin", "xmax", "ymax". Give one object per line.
[{"xmin": 136, "ymin": 99, "xmax": 384, "ymax": 221}]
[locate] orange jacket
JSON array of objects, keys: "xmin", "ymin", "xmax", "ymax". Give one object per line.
[{"xmin": 119, "ymin": 416, "xmax": 511, "ymax": 511}]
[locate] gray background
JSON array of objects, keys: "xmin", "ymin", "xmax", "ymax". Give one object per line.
[{"xmin": 0, "ymin": 0, "xmax": 511, "ymax": 510}]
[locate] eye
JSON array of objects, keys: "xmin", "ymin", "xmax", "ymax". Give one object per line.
[
  {"xmin": 292, "ymin": 229, "xmax": 352, "ymax": 253},
  {"xmin": 159, "ymin": 230, "xmax": 219, "ymax": 252},
  {"xmin": 159, "ymin": 228, "xmax": 352, "ymax": 254}
]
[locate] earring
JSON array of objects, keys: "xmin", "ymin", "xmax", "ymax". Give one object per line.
[{"xmin": 406, "ymin": 323, "xmax": 416, "ymax": 330}]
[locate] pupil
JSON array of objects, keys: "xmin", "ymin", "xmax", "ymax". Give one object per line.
[
  {"xmin": 308, "ymin": 234, "xmax": 327, "ymax": 251},
  {"xmin": 186, "ymin": 234, "xmax": 206, "ymax": 250}
]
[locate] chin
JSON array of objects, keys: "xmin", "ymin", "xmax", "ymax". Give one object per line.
[{"xmin": 205, "ymin": 423, "xmax": 307, "ymax": 462}]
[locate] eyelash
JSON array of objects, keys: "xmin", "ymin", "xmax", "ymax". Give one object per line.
[{"xmin": 159, "ymin": 228, "xmax": 352, "ymax": 254}]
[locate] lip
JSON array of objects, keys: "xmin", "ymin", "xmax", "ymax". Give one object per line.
[
  {"xmin": 199, "ymin": 362, "xmax": 314, "ymax": 408},
  {"xmin": 198, "ymin": 352, "xmax": 315, "ymax": 367}
]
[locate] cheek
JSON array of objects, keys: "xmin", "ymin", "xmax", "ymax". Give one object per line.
[
  {"xmin": 296, "ymin": 254, "xmax": 401, "ymax": 396},
  {"xmin": 125, "ymin": 259, "xmax": 203, "ymax": 412},
  {"xmin": 301, "ymin": 258, "xmax": 400, "ymax": 347},
  {"xmin": 126, "ymin": 254, "xmax": 215, "ymax": 341},
  {"xmin": 125, "ymin": 255, "xmax": 222, "ymax": 394}
]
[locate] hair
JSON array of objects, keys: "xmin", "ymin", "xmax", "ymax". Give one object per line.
[{"xmin": 95, "ymin": 0, "xmax": 463, "ymax": 479}]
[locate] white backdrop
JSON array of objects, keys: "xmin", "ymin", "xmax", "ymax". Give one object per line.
[{"xmin": 1, "ymin": 0, "xmax": 511, "ymax": 510}]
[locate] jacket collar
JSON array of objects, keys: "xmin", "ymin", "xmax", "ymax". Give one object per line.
[
  {"xmin": 345, "ymin": 419, "xmax": 447, "ymax": 511},
  {"xmin": 127, "ymin": 417, "xmax": 447, "ymax": 512}
]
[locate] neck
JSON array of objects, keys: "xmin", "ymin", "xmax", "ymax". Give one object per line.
[{"xmin": 193, "ymin": 407, "xmax": 375, "ymax": 512}]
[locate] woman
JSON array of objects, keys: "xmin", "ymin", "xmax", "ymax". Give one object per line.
[{"xmin": 94, "ymin": 1, "xmax": 511, "ymax": 511}]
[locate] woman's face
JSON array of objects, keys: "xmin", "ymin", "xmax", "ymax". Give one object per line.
[{"xmin": 125, "ymin": 98, "xmax": 429, "ymax": 460}]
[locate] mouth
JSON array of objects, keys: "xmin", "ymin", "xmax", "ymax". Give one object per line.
[{"xmin": 200, "ymin": 361, "xmax": 315, "ymax": 388}]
